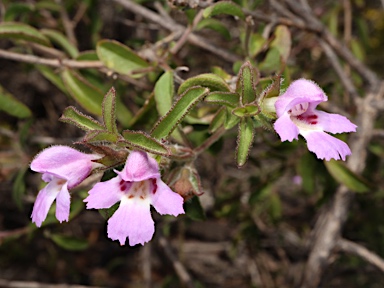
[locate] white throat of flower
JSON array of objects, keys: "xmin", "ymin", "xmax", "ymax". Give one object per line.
[{"xmin": 288, "ymin": 102, "xmax": 321, "ymax": 132}]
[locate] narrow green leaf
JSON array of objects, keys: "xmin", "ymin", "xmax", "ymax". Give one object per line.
[
  {"xmin": 259, "ymin": 47, "xmax": 281, "ymax": 73},
  {"xmin": 236, "ymin": 117, "xmax": 255, "ymax": 167},
  {"xmin": 41, "ymin": 29, "xmax": 79, "ymax": 58},
  {"xmin": 50, "ymin": 234, "xmax": 89, "ymax": 251},
  {"xmin": 270, "ymin": 25, "xmax": 291, "ymax": 62},
  {"xmin": 224, "ymin": 108, "xmax": 240, "ymax": 129},
  {"xmin": 121, "ymin": 130, "xmax": 169, "ymax": 156},
  {"xmin": 60, "ymin": 106, "xmax": 105, "ymax": 131},
  {"xmin": 151, "ymin": 86, "xmax": 209, "ymax": 139},
  {"xmin": 61, "ymin": 69, "xmax": 104, "ymax": 116},
  {"xmin": 96, "ymin": 39, "xmax": 150, "ymax": 78},
  {"xmin": 203, "ymin": 1, "xmax": 245, "ymax": 20},
  {"xmin": 154, "ymin": 71, "xmax": 174, "ymax": 116},
  {"xmin": 236, "ymin": 61, "xmax": 259, "ymax": 105},
  {"xmin": 178, "ymin": 73, "xmax": 230, "ymax": 95},
  {"xmin": 205, "ymin": 91, "xmax": 239, "ymax": 107},
  {"xmin": 184, "ymin": 196, "xmax": 206, "ymax": 221},
  {"xmin": 0, "ymin": 22, "xmax": 51, "ymax": 46},
  {"xmin": 12, "ymin": 168, "xmax": 27, "ymax": 211},
  {"xmin": 324, "ymin": 160, "xmax": 370, "ymax": 193},
  {"xmin": 0, "ymin": 84, "xmax": 31, "ymax": 118},
  {"xmin": 36, "ymin": 65, "xmax": 67, "ymax": 93},
  {"xmin": 196, "ymin": 18, "xmax": 231, "ymax": 40},
  {"xmin": 102, "ymin": 87, "xmax": 118, "ymax": 133},
  {"xmin": 209, "ymin": 107, "xmax": 226, "ymax": 133},
  {"xmin": 232, "ymin": 104, "xmax": 260, "ymax": 117},
  {"xmin": 84, "ymin": 130, "xmax": 120, "ymax": 143},
  {"xmin": 4, "ymin": 3, "xmax": 34, "ymax": 22}
]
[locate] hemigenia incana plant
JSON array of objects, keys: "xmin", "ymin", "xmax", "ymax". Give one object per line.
[
  {"xmin": 84, "ymin": 150, "xmax": 185, "ymax": 246},
  {"xmin": 30, "ymin": 146, "xmax": 100, "ymax": 227},
  {"xmin": 273, "ymin": 79, "xmax": 357, "ymax": 161}
]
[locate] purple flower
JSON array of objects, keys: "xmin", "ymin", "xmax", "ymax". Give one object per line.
[
  {"xmin": 274, "ymin": 79, "xmax": 357, "ymax": 161},
  {"xmin": 84, "ymin": 150, "xmax": 185, "ymax": 246},
  {"xmin": 31, "ymin": 146, "xmax": 99, "ymax": 227}
]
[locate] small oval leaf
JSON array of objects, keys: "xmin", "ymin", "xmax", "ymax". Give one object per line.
[
  {"xmin": 96, "ymin": 39, "xmax": 150, "ymax": 78},
  {"xmin": 236, "ymin": 117, "xmax": 255, "ymax": 167},
  {"xmin": 0, "ymin": 85, "xmax": 31, "ymax": 118},
  {"xmin": 205, "ymin": 91, "xmax": 239, "ymax": 107},
  {"xmin": 324, "ymin": 159, "xmax": 370, "ymax": 193},
  {"xmin": 121, "ymin": 130, "xmax": 170, "ymax": 156},
  {"xmin": 203, "ymin": 2, "xmax": 245, "ymax": 20},
  {"xmin": 154, "ymin": 71, "xmax": 174, "ymax": 117},
  {"xmin": 41, "ymin": 29, "xmax": 79, "ymax": 58},
  {"xmin": 178, "ymin": 73, "xmax": 230, "ymax": 95},
  {"xmin": 196, "ymin": 18, "xmax": 231, "ymax": 40},
  {"xmin": 0, "ymin": 22, "xmax": 51, "ymax": 46},
  {"xmin": 61, "ymin": 69, "xmax": 104, "ymax": 116},
  {"xmin": 60, "ymin": 106, "xmax": 105, "ymax": 131},
  {"xmin": 102, "ymin": 87, "xmax": 118, "ymax": 133},
  {"xmin": 50, "ymin": 234, "xmax": 89, "ymax": 251},
  {"xmin": 151, "ymin": 86, "xmax": 209, "ymax": 139}
]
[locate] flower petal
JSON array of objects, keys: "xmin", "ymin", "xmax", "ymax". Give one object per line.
[
  {"xmin": 121, "ymin": 151, "xmax": 160, "ymax": 182},
  {"xmin": 31, "ymin": 146, "xmax": 97, "ymax": 188},
  {"xmin": 151, "ymin": 179, "xmax": 184, "ymax": 216},
  {"xmin": 84, "ymin": 175, "xmax": 123, "ymax": 209},
  {"xmin": 55, "ymin": 182, "xmax": 70, "ymax": 223},
  {"xmin": 301, "ymin": 131, "xmax": 352, "ymax": 161},
  {"xmin": 275, "ymin": 79, "xmax": 327, "ymax": 116},
  {"xmin": 274, "ymin": 113, "xmax": 300, "ymax": 142},
  {"xmin": 107, "ymin": 198, "xmax": 154, "ymax": 246},
  {"xmin": 315, "ymin": 111, "xmax": 357, "ymax": 134},
  {"xmin": 31, "ymin": 179, "xmax": 62, "ymax": 227}
]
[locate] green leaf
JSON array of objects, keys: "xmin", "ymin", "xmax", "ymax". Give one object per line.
[
  {"xmin": 102, "ymin": 87, "xmax": 118, "ymax": 133},
  {"xmin": 96, "ymin": 39, "xmax": 150, "ymax": 78},
  {"xmin": 184, "ymin": 196, "xmax": 206, "ymax": 221},
  {"xmin": 151, "ymin": 86, "xmax": 209, "ymax": 139},
  {"xmin": 41, "ymin": 29, "xmax": 79, "ymax": 58},
  {"xmin": 4, "ymin": 3, "xmax": 34, "ymax": 22},
  {"xmin": 0, "ymin": 84, "xmax": 31, "ymax": 118},
  {"xmin": 84, "ymin": 130, "xmax": 120, "ymax": 143},
  {"xmin": 270, "ymin": 25, "xmax": 291, "ymax": 63},
  {"xmin": 297, "ymin": 153, "xmax": 319, "ymax": 194},
  {"xmin": 259, "ymin": 47, "xmax": 281, "ymax": 73},
  {"xmin": 245, "ymin": 32, "xmax": 266, "ymax": 58},
  {"xmin": 324, "ymin": 160, "xmax": 370, "ymax": 193},
  {"xmin": 60, "ymin": 106, "xmax": 105, "ymax": 131},
  {"xmin": 61, "ymin": 68, "xmax": 104, "ymax": 116},
  {"xmin": 196, "ymin": 18, "xmax": 231, "ymax": 40},
  {"xmin": 121, "ymin": 130, "xmax": 170, "ymax": 156},
  {"xmin": 236, "ymin": 117, "xmax": 254, "ymax": 167},
  {"xmin": 209, "ymin": 107, "xmax": 226, "ymax": 133},
  {"xmin": 232, "ymin": 104, "xmax": 260, "ymax": 117},
  {"xmin": 224, "ymin": 108, "xmax": 240, "ymax": 129},
  {"xmin": 203, "ymin": 1, "xmax": 245, "ymax": 20},
  {"xmin": 50, "ymin": 234, "xmax": 89, "ymax": 251},
  {"xmin": 0, "ymin": 22, "xmax": 51, "ymax": 46},
  {"xmin": 154, "ymin": 71, "xmax": 174, "ymax": 117},
  {"xmin": 236, "ymin": 61, "xmax": 259, "ymax": 105},
  {"xmin": 12, "ymin": 168, "xmax": 27, "ymax": 211},
  {"xmin": 76, "ymin": 51, "xmax": 99, "ymax": 61},
  {"xmin": 36, "ymin": 65, "xmax": 67, "ymax": 94},
  {"xmin": 204, "ymin": 91, "xmax": 239, "ymax": 107},
  {"xmin": 178, "ymin": 73, "xmax": 230, "ymax": 95}
]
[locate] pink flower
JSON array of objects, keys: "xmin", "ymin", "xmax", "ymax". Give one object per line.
[
  {"xmin": 84, "ymin": 151, "xmax": 185, "ymax": 246},
  {"xmin": 274, "ymin": 79, "xmax": 357, "ymax": 161},
  {"xmin": 30, "ymin": 146, "xmax": 99, "ymax": 227}
]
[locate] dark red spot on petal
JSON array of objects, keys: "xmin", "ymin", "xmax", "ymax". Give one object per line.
[
  {"xmin": 307, "ymin": 115, "xmax": 318, "ymax": 120},
  {"xmin": 151, "ymin": 179, "xmax": 157, "ymax": 194},
  {"xmin": 140, "ymin": 195, "xmax": 145, "ymax": 200},
  {"xmin": 120, "ymin": 184, "xmax": 127, "ymax": 191},
  {"xmin": 310, "ymin": 121, "xmax": 318, "ymax": 125},
  {"xmin": 128, "ymin": 195, "xmax": 134, "ymax": 199}
]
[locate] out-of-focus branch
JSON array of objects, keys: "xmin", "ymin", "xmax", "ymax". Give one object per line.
[
  {"xmin": 0, "ymin": 49, "xmax": 103, "ymax": 68},
  {"xmin": 110, "ymin": 0, "xmax": 241, "ymax": 63},
  {"xmin": 158, "ymin": 235, "xmax": 195, "ymax": 288},
  {"xmin": 56, "ymin": 0, "xmax": 78, "ymax": 46},
  {"xmin": 337, "ymin": 238, "xmax": 384, "ymax": 273},
  {"xmin": 0, "ymin": 279, "xmax": 104, "ymax": 288}
]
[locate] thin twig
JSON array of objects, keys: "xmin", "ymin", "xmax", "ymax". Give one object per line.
[
  {"xmin": 0, "ymin": 49, "xmax": 103, "ymax": 68},
  {"xmin": 337, "ymin": 238, "xmax": 384, "ymax": 273},
  {"xmin": 110, "ymin": 0, "xmax": 241, "ymax": 63},
  {"xmin": 56, "ymin": 0, "xmax": 78, "ymax": 46},
  {"xmin": 0, "ymin": 279, "xmax": 104, "ymax": 288},
  {"xmin": 158, "ymin": 235, "xmax": 195, "ymax": 288}
]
